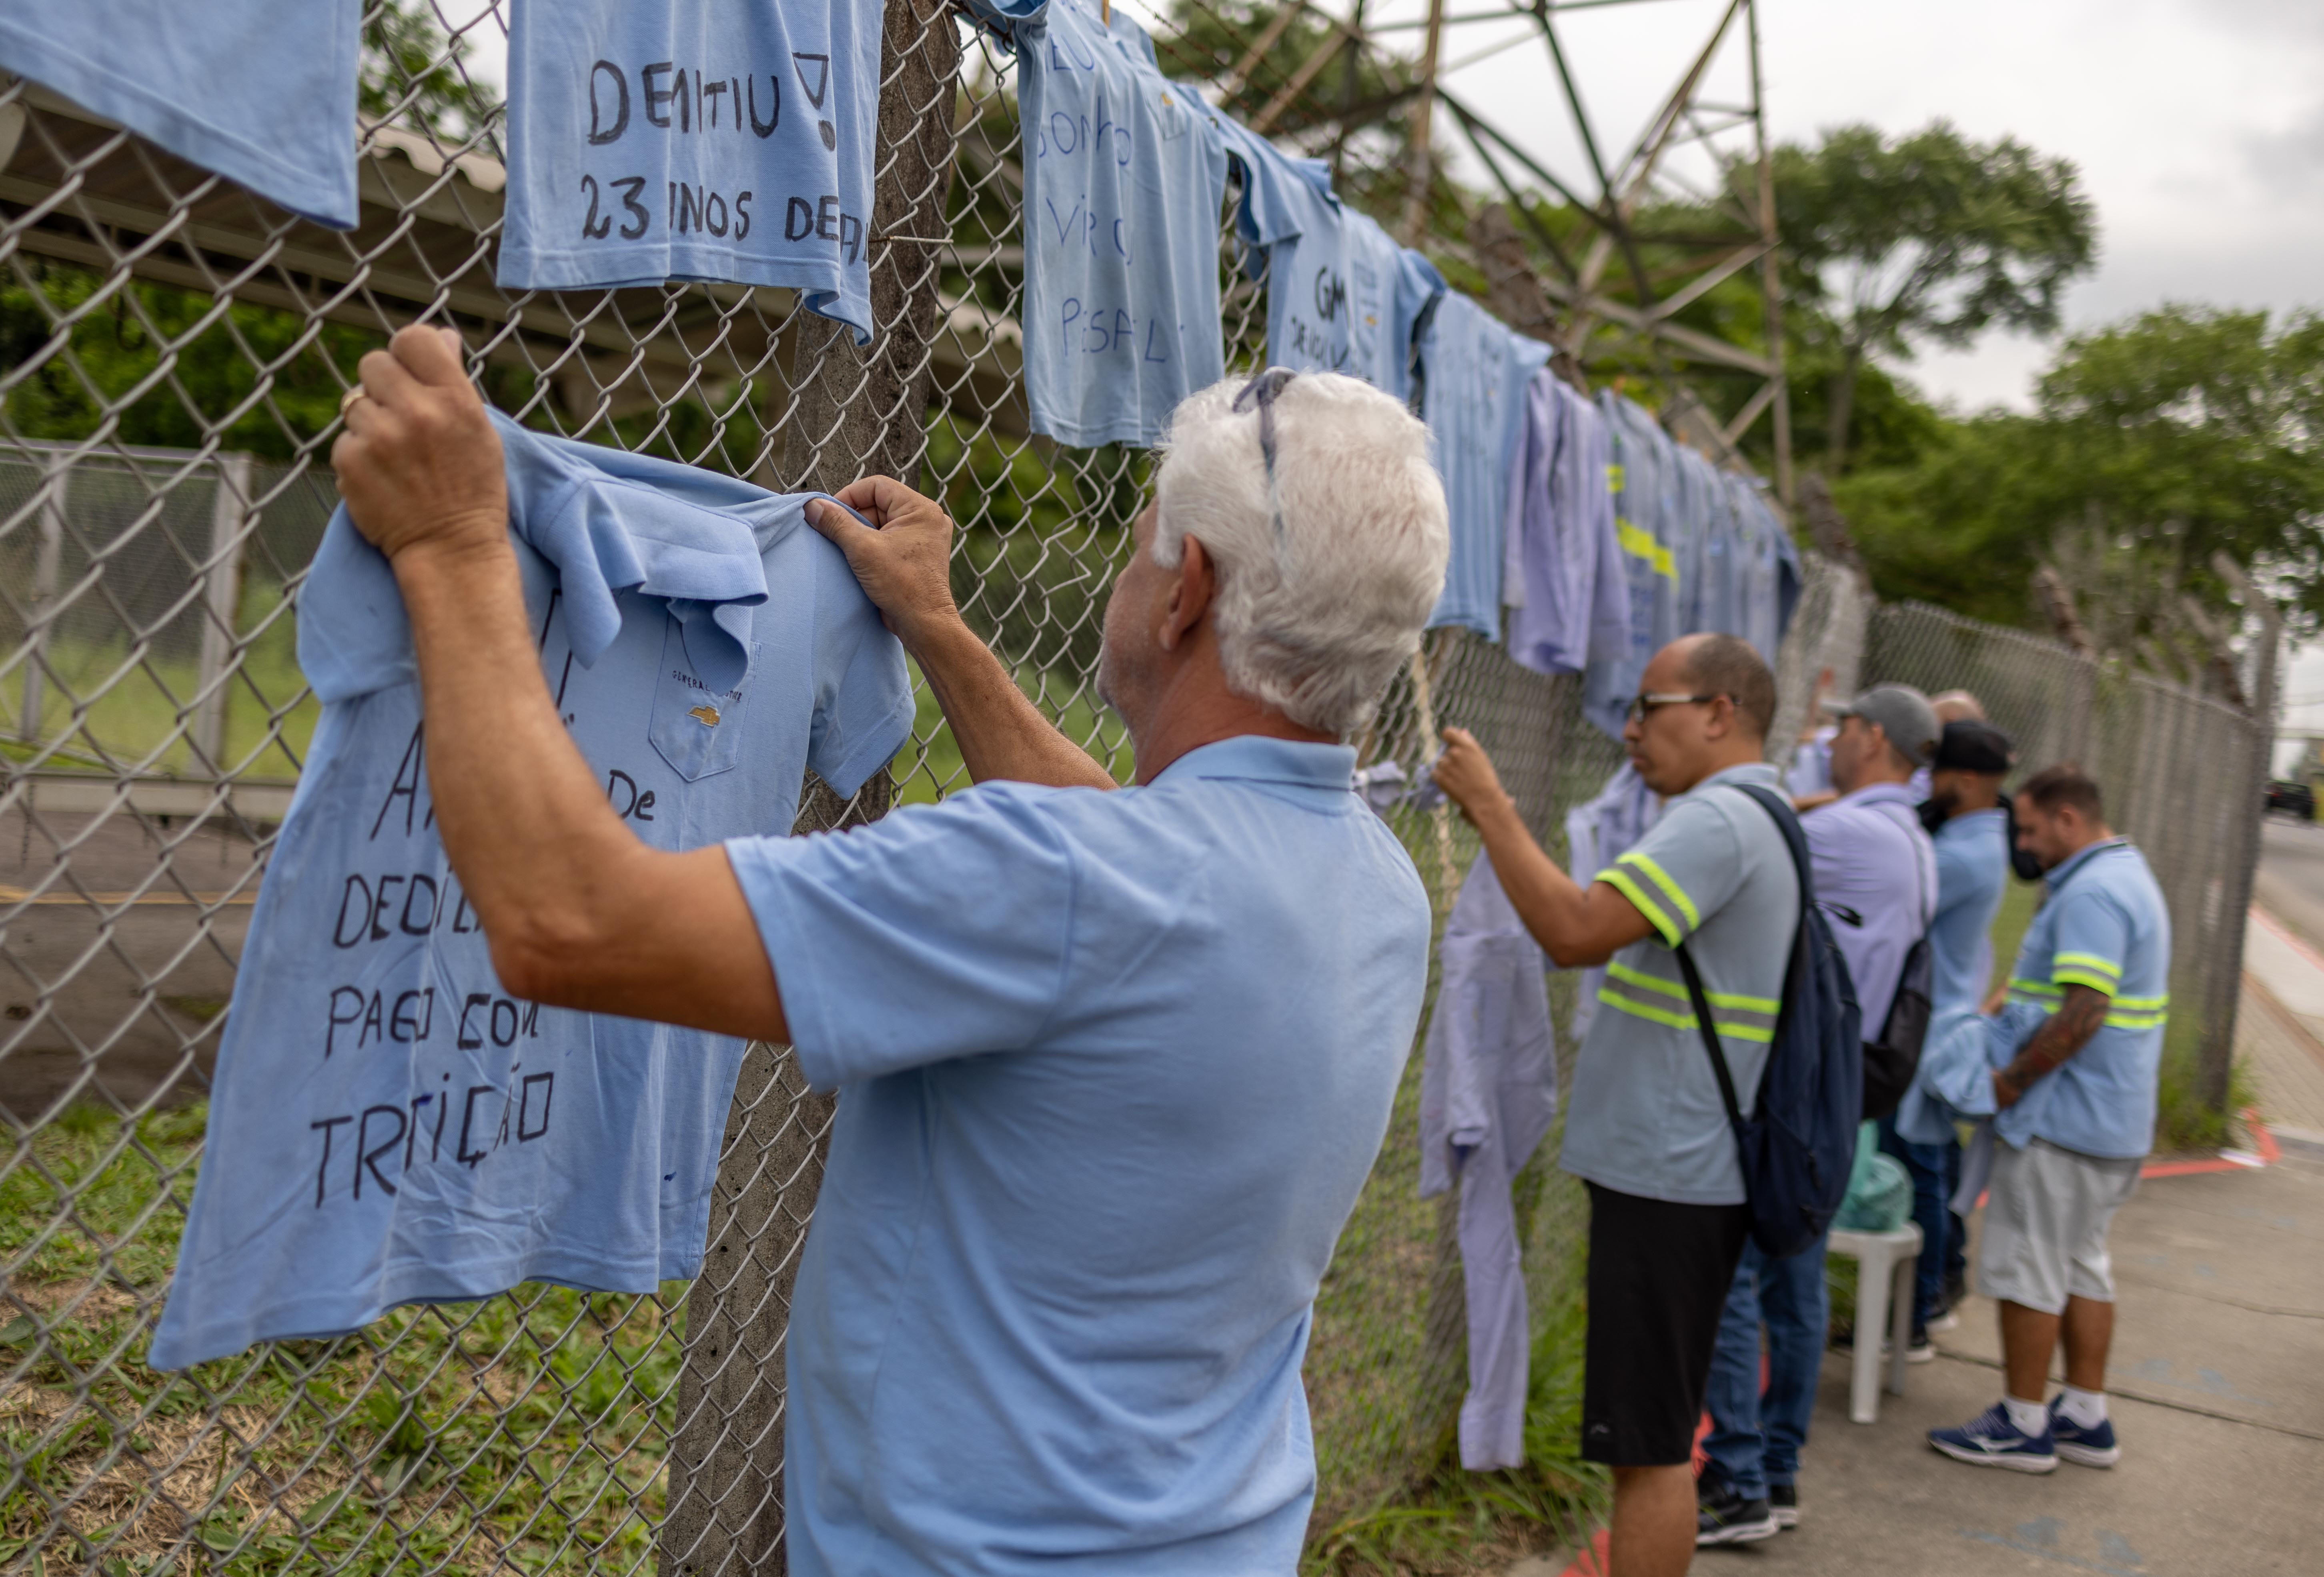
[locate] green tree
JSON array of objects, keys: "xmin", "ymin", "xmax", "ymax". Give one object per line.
[
  {"xmin": 1775, "ymin": 120, "xmax": 2097, "ymax": 472},
  {"xmin": 1840, "ymin": 304, "xmax": 2324, "ymax": 632},
  {"xmin": 360, "ymin": 0, "xmax": 501, "ymax": 144}
]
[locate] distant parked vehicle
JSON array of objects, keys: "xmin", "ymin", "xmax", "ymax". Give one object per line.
[{"xmin": 2267, "ymin": 780, "xmax": 2316, "ymax": 821}]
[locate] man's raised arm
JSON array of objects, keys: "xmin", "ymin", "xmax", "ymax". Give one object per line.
[
  {"xmin": 332, "ymin": 325, "xmax": 789, "ymax": 1041},
  {"xmin": 806, "ymin": 478, "xmax": 1118, "ymax": 791}
]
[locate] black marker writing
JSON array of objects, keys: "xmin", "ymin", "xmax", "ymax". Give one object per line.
[
  {"xmin": 371, "ymin": 723, "xmax": 429, "ymax": 842},
  {"xmin": 356, "ymin": 1105, "xmax": 406, "ymax": 1199},
  {"xmin": 311, "ymin": 1115, "xmax": 353, "ymax": 1206}
]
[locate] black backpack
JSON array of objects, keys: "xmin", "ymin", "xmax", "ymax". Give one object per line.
[
  {"xmin": 1857, "ymin": 800, "xmax": 1933, "ymax": 1123},
  {"xmin": 1673, "ymin": 784, "xmax": 1862, "ymax": 1260}
]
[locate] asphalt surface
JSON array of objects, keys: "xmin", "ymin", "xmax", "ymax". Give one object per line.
[{"xmin": 2253, "ymin": 814, "xmax": 2324, "ymax": 949}]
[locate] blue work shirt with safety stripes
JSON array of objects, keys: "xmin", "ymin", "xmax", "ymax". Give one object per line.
[
  {"xmin": 1561, "ymin": 761, "xmax": 1799, "ymax": 1205},
  {"xmin": 1995, "ymin": 837, "xmax": 2172, "ymax": 1159}
]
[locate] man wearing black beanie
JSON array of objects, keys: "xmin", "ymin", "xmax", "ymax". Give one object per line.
[{"xmin": 1888, "ymin": 717, "xmax": 2017, "ymax": 1339}]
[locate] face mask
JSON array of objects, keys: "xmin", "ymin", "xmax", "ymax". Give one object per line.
[{"xmin": 2000, "ymin": 792, "xmax": 2045, "ymax": 881}]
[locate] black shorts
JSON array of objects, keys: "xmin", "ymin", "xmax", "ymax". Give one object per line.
[{"xmin": 1581, "ymin": 1182, "xmax": 1752, "ymax": 1467}]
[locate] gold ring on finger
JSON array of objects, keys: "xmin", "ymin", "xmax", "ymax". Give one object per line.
[{"xmin": 339, "ymin": 386, "xmax": 369, "ymax": 419}]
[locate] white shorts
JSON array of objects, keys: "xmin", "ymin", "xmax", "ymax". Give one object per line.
[{"xmin": 1977, "ymin": 1137, "xmax": 2142, "ymax": 1315}]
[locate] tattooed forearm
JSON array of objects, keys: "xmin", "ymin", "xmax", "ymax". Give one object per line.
[{"xmin": 1994, "ymin": 984, "xmax": 2109, "ymax": 1107}]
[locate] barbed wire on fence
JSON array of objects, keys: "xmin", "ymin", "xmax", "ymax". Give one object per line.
[{"xmin": 0, "ymin": 2, "xmax": 2270, "ymax": 1573}]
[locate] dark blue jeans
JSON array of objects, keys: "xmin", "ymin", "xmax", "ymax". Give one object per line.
[
  {"xmin": 1703, "ymin": 1234, "xmax": 1829, "ymax": 1497},
  {"xmin": 1877, "ymin": 1113, "xmax": 1959, "ymax": 1337}
]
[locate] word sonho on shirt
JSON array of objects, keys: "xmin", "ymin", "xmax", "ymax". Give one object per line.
[{"xmin": 576, "ymin": 53, "xmax": 862, "ymax": 257}]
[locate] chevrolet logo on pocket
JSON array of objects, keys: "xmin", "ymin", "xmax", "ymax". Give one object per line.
[{"xmin": 688, "ymin": 704, "xmax": 722, "ymax": 727}]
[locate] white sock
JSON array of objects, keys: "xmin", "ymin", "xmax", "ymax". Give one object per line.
[
  {"xmin": 2057, "ymin": 1385, "xmax": 2108, "ymax": 1427},
  {"xmin": 2003, "ymin": 1395, "xmax": 2050, "ymax": 1437}
]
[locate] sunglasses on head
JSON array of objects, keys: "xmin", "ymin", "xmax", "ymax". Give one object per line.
[{"xmin": 1231, "ymin": 366, "xmax": 1297, "ymax": 548}]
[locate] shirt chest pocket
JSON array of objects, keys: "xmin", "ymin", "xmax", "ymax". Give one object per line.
[{"xmin": 649, "ymin": 617, "xmax": 759, "ymax": 782}]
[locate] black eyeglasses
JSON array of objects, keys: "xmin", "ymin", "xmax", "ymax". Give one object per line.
[
  {"xmin": 1232, "ymin": 366, "xmax": 1297, "ymax": 546},
  {"xmin": 1624, "ymin": 691, "xmax": 1724, "ymax": 724}
]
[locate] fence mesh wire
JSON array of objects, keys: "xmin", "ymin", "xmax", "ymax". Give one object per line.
[{"xmin": 0, "ymin": 5, "xmax": 2267, "ymax": 1573}]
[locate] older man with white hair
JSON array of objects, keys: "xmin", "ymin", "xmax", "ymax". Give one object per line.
[{"xmin": 329, "ymin": 330, "xmax": 1448, "ymax": 1575}]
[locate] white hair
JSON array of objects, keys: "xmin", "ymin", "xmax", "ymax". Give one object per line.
[{"xmin": 1151, "ymin": 371, "xmax": 1448, "ymax": 737}]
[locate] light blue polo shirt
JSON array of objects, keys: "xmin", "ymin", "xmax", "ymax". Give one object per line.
[
  {"xmin": 0, "ymin": 0, "xmax": 359, "ymax": 226},
  {"xmin": 1998, "ymin": 838, "xmax": 2172, "ymax": 1159},
  {"xmin": 971, "ymin": 0, "xmax": 1231, "ymax": 447},
  {"xmin": 1420, "ymin": 292, "xmax": 1551, "ymax": 637},
  {"xmin": 149, "ymin": 414, "xmax": 912, "ymax": 1371},
  {"xmin": 1580, "ymin": 393, "xmax": 1685, "ymax": 740},
  {"xmin": 1562, "ymin": 761, "xmax": 1798, "ymax": 1205},
  {"xmin": 1928, "ymin": 808, "xmax": 2009, "ymax": 1012},
  {"xmin": 499, "ymin": 0, "xmax": 882, "ymax": 338},
  {"xmin": 1224, "ymin": 123, "xmax": 1446, "ymax": 400},
  {"xmin": 725, "ymin": 736, "xmax": 1430, "ymax": 1575}
]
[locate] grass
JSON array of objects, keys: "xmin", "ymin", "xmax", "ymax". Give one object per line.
[
  {"xmin": 1304, "ymin": 1262, "xmax": 1607, "ymax": 1577},
  {"xmin": 0, "ymin": 1104, "xmax": 685, "ymax": 1574},
  {"xmin": 8, "ymin": 584, "xmax": 318, "ymax": 780}
]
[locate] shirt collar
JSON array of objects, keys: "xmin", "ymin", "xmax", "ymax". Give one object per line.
[
  {"xmin": 1698, "ymin": 761, "xmax": 1781, "ymax": 792},
  {"xmin": 1153, "ymin": 734, "xmax": 1358, "ymax": 792},
  {"xmin": 1839, "ymin": 781, "xmax": 1920, "ymax": 809},
  {"xmin": 2046, "ymin": 836, "xmax": 2130, "ymax": 890},
  {"xmin": 1939, "ymin": 807, "xmax": 2007, "ymax": 832}
]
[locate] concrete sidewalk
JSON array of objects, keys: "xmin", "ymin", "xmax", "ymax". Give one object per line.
[{"xmin": 1511, "ymin": 912, "xmax": 2324, "ymax": 1577}]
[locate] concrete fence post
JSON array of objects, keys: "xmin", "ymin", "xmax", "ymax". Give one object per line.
[
  {"xmin": 190, "ymin": 451, "xmax": 252, "ymax": 767},
  {"xmin": 2201, "ymin": 556, "xmax": 2280, "ymax": 1117}
]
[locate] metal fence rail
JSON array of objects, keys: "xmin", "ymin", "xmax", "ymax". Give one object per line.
[{"xmin": 0, "ymin": 5, "xmax": 2267, "ymax": 1574}]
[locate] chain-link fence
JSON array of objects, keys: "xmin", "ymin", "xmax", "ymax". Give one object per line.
[{"xmin": 0, "ymin": 4, "xmax": 2271, "ymax": 1573}]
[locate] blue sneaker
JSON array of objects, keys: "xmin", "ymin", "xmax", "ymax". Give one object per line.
[
  {"xmin": 2048, "ymin": 1398, "xmax": 2122, "ymax": 1467},
  {"xmin": 1928, "ymin": 1403, "xmax": 2058, "ymax": 1473}
]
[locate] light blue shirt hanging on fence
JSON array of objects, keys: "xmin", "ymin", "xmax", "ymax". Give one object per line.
[
  {"xmin": 0, "ymin": 0, "xmax": 359, "ymax": 226},
  {"xmin": 1223, "ymin": 123, "xmax": 1446, "ymax": 400},
  {"xmin": 498, "ymin": 0, "xmax": 883, "ymax": 339},
  {"xmin": 1581, "ymin": 393, "xmax": 1685, "ymax": 739},
  {"xmin": 149, "ymin": 413, "xmax": 913, "ymax": 1371},
  {"xmin": 971, "ymin": 0, "xmax": 1230, "ymax": 447},
  {"xmin": 725, "ymin": 735, "xmax": 1430, "ymax": 1576},
  {"xmin": 1419, "ymin": 292, "xmax": 1551, "ymax": 637},
  {"xmin": 1503, "ymin": 368, "xmax": 1629, "ymax": 675}
]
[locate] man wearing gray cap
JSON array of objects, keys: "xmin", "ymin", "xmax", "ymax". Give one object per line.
[{"xmin": 1699, "ymin": 684, "xmax": 1941, "ymax": 1542}]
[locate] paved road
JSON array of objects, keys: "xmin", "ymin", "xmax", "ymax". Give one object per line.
[{"xmin": 2254, "ymin": 815, "xmax": 2324, "ymax": 948}]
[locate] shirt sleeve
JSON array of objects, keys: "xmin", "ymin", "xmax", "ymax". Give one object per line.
[
  {"xmin": 804, "ymin": 535, "xmax": 917, "ymax": 797},
  {"xmin": 2047, "ymin": 886, "xmax": 2131, "ymax": 999},
  {"xmin": 725, "ymin": 784, "xmax": 1078, "ymax": 1090},
  {"xmin": 1592, "ymin": 792, "xmax": 1743, "ymax": 949}
]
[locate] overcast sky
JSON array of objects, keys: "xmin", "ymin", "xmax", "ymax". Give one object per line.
[
  {"xmin": 453, "ymin": 0, "xmax": 2323, "ymax": 411},
  {"xmin": 1392, "ymin": 0, "xmax": 2324, "ymax": 414},
  {"xmin": 451, "ymin": 0, "xmax": 2324, "ymax": 706}
]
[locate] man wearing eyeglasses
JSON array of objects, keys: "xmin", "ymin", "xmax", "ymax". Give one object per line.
[
  {"xmin": 1433, "ymin": 631, "xmax": 1797, "ymax": 1577},
  {"xmin": 331, "ymin": 334, "xmax": 1448, "ymax": 1575}
]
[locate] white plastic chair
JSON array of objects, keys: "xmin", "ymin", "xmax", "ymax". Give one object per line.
[{"xmin": 1825, "ymin": 1222, "xmax": 1923, "ymax": 1423}]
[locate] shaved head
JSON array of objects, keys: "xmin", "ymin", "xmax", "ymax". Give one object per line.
[
  {"xmin": 1676, "ymin": 632, "xmax": 1775, "ymax": 742},
  {"xmin": 1931, "ymin": 690, "xmax": 1985, "ymax": 724}
]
